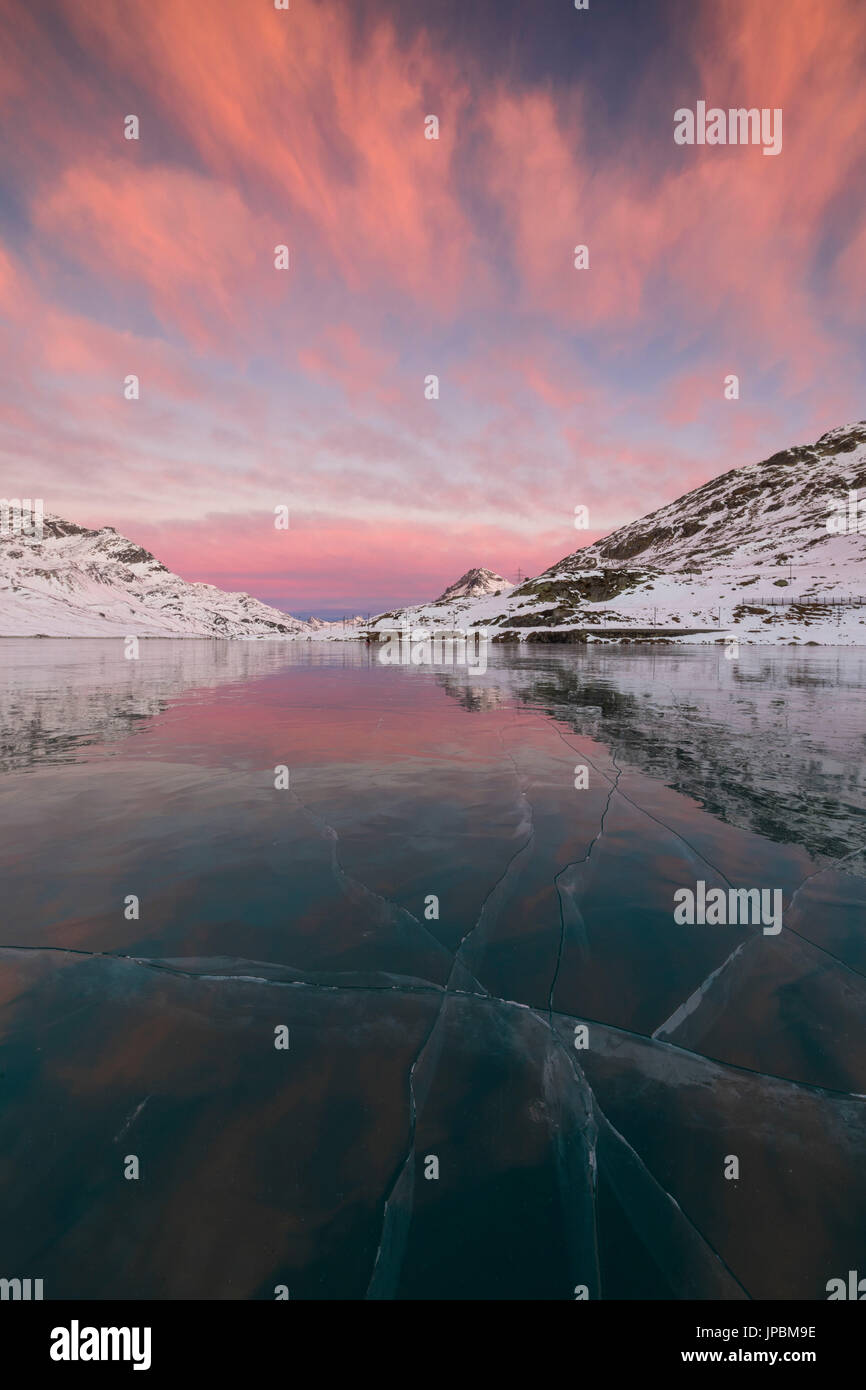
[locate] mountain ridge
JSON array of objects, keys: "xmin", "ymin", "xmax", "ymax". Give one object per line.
[
  {"xmin": 363, "ymin": 421, "xmax": 866, "ymax": 645},
  {"xmin": 0, "ymin": 514, "xmax": 311, "ymax": 638}
]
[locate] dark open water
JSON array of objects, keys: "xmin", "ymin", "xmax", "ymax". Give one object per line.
[{"xmin": 0, "ymin": 640, "xmax": 864, "ymax": 1299}]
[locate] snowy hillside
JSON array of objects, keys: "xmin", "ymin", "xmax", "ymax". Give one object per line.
[
  {"xmin": 0, "ymin": 516, "xmax": 311, "ymax": 638},
  {"xmin": 364, "ymin": 423, "xmax": 866, "ymax": 646}
]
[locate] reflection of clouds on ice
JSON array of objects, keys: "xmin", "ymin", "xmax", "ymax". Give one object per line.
[{"xmin": 0, "ymin": 637, "xmax": 376, "ymax": 772}]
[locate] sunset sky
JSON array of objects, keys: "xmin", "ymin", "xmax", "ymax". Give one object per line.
[{"xmin": 1, "ymin": 0, "xmax": 865, "ymax": 616}]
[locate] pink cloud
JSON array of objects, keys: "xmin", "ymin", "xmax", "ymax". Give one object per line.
[
  {"xmin": 119, "ymin": 511, "xmax": 566, "ymax": 613},
  {"xmin": 50, "ymin": 0, "xmax": 481, "ymax": 316},
  {"xmin": 298, "ymin": 324, "xmax": 400, "ymax": 405}
]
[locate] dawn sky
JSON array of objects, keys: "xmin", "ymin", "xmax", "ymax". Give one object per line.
[{"xmin": 1, "ymin": 0, "xmax": 865, "ymax": 616}]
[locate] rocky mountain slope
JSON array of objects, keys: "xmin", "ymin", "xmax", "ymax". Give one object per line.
[
  {"xmin": 0, "ymin": 516, "xmax": 310, "ymax": 638},
  {"xmin": 365, "ymin": 423, "xmax": 866, "ymax": 645}
]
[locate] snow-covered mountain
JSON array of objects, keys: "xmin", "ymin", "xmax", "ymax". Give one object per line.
[
  {"xmin": 364, "ymin": 423, "xmax": 866, "ymax": 645},
  {"xmin": 0, "ymin": 516, "xmax": 311, "ymax": 638},
  {"xmin": 436, "ymin": 567, "xmax": 515, "ymax": 601}
]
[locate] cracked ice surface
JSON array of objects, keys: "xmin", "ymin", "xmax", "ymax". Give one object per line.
[{"xmin": 0, "ymin": 638, "xmax": 864, "ymax": 1298}]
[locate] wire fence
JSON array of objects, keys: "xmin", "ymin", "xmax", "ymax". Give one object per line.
[{"xmin": 745, "ymin": 595, "xmax": 866, "ymax": 608}]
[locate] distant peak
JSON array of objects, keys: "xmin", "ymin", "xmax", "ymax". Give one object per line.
[{"xmin": 437, "ymin": 567, "xmax": 515, "ymax": 601}]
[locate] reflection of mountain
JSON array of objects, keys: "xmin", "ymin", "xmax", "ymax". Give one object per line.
[
  {"xmin": 435, "ymin": 676, "xmax": 510, "ymax": 713},
  {"xmin": 436, "ymin": 647, "xmax": 866, "ymax": 870}
]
